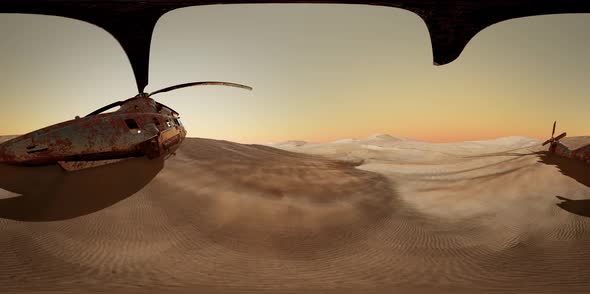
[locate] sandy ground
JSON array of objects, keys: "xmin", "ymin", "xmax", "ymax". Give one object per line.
[{"xmin": 1, "ymin": 134, "xmax": 590, "ymax": 293}]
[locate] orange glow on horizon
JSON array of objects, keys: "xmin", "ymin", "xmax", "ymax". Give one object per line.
[{"xmin": 0, "ymin": 7, "xmax": 588, "ymax": 144}]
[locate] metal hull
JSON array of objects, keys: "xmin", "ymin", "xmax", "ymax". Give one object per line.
[
  {"xmin": 553, "ymin": 142, "xmax": 590, "ymax": 164},
  {"xmin": 0, "ymin": 111, "xmax": 186, "ymax": 168}
]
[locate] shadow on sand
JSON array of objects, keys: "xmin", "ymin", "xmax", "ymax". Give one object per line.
[
  {"xmin": 0, "ymin": 157, "xmax": 164, "ymax": 222},
  {"xmin": 535, "ymin": 151, "xmax": 590, "ymax": 218},
  {"xmin": 537, "ymin": 151, "xmax": 590, "ymax": 188},
  {"xmin": 556, "ymin": 196, "xmax": 590, "ymax": 218}
]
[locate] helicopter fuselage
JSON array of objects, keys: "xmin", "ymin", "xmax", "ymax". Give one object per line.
[
  {"xmin": 549, "ymin": 141, "xmax": 590, "ymax": 164},
  {"xmin": 0, "ymin": 96, "xmax": 186, "ymax": 168}
]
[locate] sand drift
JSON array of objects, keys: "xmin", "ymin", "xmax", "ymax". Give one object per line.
[{"xmin": 1, "ymin": 135, "xmax": 590, "ymax": 293}]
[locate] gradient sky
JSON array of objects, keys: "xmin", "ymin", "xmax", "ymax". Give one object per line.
[{"xmin": 0, "ymin": 4, "xmax": 588, "ymax": 143}]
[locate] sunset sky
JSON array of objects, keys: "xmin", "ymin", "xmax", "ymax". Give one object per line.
[{"xmin": 0, "ymin": 4, "xmax": 588, "ymax": 143}]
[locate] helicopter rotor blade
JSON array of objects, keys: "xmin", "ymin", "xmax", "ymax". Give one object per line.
[
  {"xmin": 554, "ymin": 132, "xmax": 567, "ymax": 141},
  {"xmin": 85, "ymin": 101, "xmax": 124, "ymax": 117},
  {"xmin": 148, "ymin": 81, "xmax": 253, "ymax": 97},
  {"xmin": 552, "ymin": 121, "xmax": 556, "ymax": 138},
  {"xmin": 542, "ymin": 139, "xmax": 553, "ymax": 146}
]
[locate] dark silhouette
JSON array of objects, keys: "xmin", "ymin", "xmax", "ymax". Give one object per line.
[
  {"xmin": 3, "ymin": 1, "xmax": 590, "ymax": 92},
  {"xmin": 0, "ymin": 157, "xmax": 164, "ymax": 221},
  {"xmin": 537, "ymin": 151, "xmax": 590, "ymax": 188},
  {"xmin": 535, "ymin": 151, "xmax": 590, "ymax": 218},
  {"xmin": 556, "ymin": 196, "xmax": 590, "ymax": 218}
]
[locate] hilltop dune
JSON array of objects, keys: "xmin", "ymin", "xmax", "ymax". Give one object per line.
[
  {"xmin": 561, "ymin": 136, "xmax": 590, "ymax": 150},
  {"xmin": 1, "ymin": 135, "xmax": 590, "ymax": 293},
  {"xmin": 269, "ymin": 134, "xmax": 541, "ymax": 164}
]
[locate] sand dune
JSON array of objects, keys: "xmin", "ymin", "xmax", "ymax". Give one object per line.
[
  {"xmin": 1, "ymin": 135, "xmax": 590, "ymax": 293},
  {"xmin": 561, "ymin": 136, "xmax": 590, "ymax": 150}
]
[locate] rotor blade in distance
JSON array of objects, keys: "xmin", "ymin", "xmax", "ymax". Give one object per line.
[
  {"xmin": 554, "ymin": 132, "xmax": 567, "ymax": 141},
  {"xmin": 149, "ymin": 81, "xmax": 253, "ymax": 97},
  {"xmin": 552, "ymin": 121, "xmax": 556, "ymax": 137},
  {"xmin": 542, "ymin": 139, "xmax": 552, "ymax": 146}
]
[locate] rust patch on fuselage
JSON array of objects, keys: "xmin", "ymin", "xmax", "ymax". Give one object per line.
[
  {"xmin": 551, "ymin": 140, "xmax": 590, "ymax": 165},
  {"xmin": 0, "ymin": 96, "xmax": 186, "ymax": 166}
]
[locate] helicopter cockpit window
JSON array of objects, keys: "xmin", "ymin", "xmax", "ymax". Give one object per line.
[{"xmin": 125, "ymin": 119, "xmax": 139, "ymax": 130}]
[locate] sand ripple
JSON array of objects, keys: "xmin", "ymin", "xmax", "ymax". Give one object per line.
[{"xmin": 1, "ymin": 137, "xmax": 590, "ymax": 293}]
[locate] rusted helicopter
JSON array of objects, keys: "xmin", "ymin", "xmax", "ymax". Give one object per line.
[
  {"xmin": 0, "ymin": 81, "xmax": 252, "ymax": 171},
  {"xmin": 543, "ymin": 121, "xmax": 590, "ymax": 163}
]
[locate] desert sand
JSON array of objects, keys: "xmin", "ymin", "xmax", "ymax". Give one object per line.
[{"xmin": 1, "ymin": 134, "xmax": 590, "ymax": 293}]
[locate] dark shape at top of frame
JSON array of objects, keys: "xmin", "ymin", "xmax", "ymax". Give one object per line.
[{"xmin": 1, "ymin": 0, "xmax": 589, "ymax": 93}]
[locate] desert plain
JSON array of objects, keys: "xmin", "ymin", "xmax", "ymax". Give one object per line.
[{"xmin": 1, "ymin": 134, "xmax": 590, "ymax": 293}]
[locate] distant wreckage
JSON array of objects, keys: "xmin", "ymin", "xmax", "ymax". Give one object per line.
[{"xmin": 543, "ymin": 121, "xmax": 590, "ymax": 164}]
